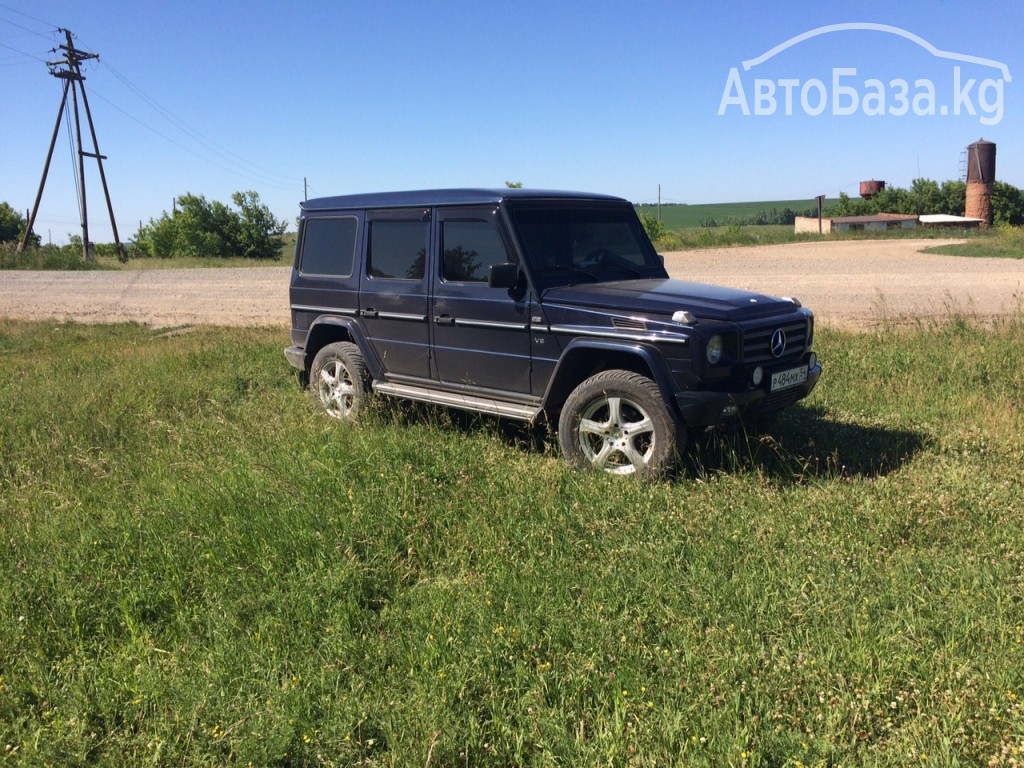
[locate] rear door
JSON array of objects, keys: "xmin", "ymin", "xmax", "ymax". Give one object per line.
[
  {"xmin": 359, "ymin": 208, "xmax": 432, "ymax": 380},
  {"xmin": 290, "ymin": 213, "xmax": 361, "ymax": 341},
  {"xmin": 430, "ymin": 206, "xmax": 532, "ymax": 395}
]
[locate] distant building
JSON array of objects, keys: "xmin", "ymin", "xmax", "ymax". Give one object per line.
[
  {"xmin": 794, "ymin": 213, "xmax": 919, "ymax": 234},
  {"xmin": 919, "ymin": 214, "xmax": 984, "ymax": 229}
]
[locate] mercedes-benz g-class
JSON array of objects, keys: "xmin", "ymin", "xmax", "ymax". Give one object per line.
[{"xmin": 285, "ymin": 189, "xmax": 820, "ymax": 477}]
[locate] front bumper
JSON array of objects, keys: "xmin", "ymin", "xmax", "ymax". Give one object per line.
[{"xmin": 674, "ymin": 360, "xmax": 822, "ymax": 428}]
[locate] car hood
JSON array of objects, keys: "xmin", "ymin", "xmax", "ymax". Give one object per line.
[{"xmin": 541, "ymin": 278, "xmax": 799, "ymax": 322}]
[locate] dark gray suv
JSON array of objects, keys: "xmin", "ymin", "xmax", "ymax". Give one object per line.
[{"xmin": 285, "ymin": 189, "xmax": 820, "ymax": 477}]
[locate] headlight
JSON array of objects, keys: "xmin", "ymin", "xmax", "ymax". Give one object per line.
[{"xmin": 706, "ymin": 334, "xmax": 723, "ymax": 365}]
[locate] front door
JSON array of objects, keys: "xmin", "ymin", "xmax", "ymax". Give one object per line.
[{"xmin": 430, "ymin": 206, "xmax": 532, "ymax": 395}]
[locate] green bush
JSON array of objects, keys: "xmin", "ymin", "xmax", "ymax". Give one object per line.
[{"xmin": 136, "ymin": 190, "xmax": 287, "ymax": 259}]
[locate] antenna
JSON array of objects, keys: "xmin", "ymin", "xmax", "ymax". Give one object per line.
[{"xmin": 21, "ymin": 29, "xmax": 123, "ymax": 260}]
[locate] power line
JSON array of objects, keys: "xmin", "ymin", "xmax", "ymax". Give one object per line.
[
  {"xmin": 85, "ymin": 85, "xmax": 300, "ymax": 193},
  {"xmin": 0, "ymin": 1, "xmax": 60, "ymax": 30},
  {"xmin": 0, "ymin": 40, "xmax": 48, "ymax": 62},
  {"xmin": 0, "ymin": 14, "xmax": 57, "ymax": 42},
  {"xmin": 94, "ymin": 56, "xmax": 301, "ymax": 186}
]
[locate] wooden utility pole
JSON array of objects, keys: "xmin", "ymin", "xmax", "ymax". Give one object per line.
[{"xmin": 21, "ymin": 28, "xmax": 122, "ymax": 260}]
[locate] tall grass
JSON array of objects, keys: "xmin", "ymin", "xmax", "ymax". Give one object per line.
[
  {"xmin": 0, "ymin": 242, "xmax": 102, "ymax": 271},
  {"xmin": 1, "ymin": 317, "xmax": 1023, "ymax": 766},
  {"xmin": 652, "ymin": 224, "xmax": 983, "ymax": 252},
  {"xmin": 923, "ymin": 225, "xmax": 1024, "ymax": 259},
  {"xmin": 1, "ymin": 232, "xmax": 295, "ymax": 271}
]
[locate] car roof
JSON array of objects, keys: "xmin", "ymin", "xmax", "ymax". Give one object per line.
[{"xmin": 300, "ymin": 188, "xmax": 626, "ymax": 212}]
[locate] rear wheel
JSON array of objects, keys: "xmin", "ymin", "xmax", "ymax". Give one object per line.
[
  {"xmin": 558, "ymin": 370, "xmax": 682, "ymax": 478},
  {"xmin": 309, "ymin": 342, "xmax": 369, "ymax": 423}
]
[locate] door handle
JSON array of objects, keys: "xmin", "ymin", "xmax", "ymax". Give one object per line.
[
  {"xmin": 361, "ymin": 308, "xmax": 379, "ymax": 318},
  {"xmin": 433, "ymin": 315, "xmax": 455, "ymax": 326}
]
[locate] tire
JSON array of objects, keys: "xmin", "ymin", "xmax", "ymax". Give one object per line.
[
  {"xmin": 309, "ymin": 342, "xmax": 369, "ymax": 423},
  {"xmin": 558, "ymin": 370, "xmax": 682, "ymax": 478}
]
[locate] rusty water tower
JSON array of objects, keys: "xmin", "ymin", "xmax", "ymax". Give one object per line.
[
  {"xmin": 965, "ymin": 138, "xmax": 996, "ymax": 227},
  {"xmin": 859, "ymin": 180, "xmax": 885, "ymax": 199}
]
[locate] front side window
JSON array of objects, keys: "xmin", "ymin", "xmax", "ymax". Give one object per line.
[
  {"xmin": 299, "ymin": 216, "xmax": 358, "ymax": 276},
  {"xmin": 368, "ymin": 220, "xmax": 427, "ymax": 280},
  {"xmin": 441, "ymin": 219, "xmax": 509, "ymax": 283}
]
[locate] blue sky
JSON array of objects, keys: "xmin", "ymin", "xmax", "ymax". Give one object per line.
[{"xmin": 1, "ymin": 0, "xmax": 1020, "ymax": 243}]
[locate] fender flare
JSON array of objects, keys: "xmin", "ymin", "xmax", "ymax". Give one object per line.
[
  {"xmin": 304, "ymin": 315, "xmax": 384, "ymax": 380},
  {"xmin": 541, "ymin": 338, "xmax": 681, "ymax": 414}
]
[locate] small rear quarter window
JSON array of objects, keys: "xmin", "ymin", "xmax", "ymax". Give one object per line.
[{"xmin": 299, "ymin": 217, "xmax": 358, "ymax": 276}]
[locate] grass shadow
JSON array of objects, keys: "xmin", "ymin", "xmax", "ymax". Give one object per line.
[
  {"xmin": 684, "ymin": 405, "xmax": 927, "ymax": 484},
  {"xmin": 360, "ymin": 395, "xmax": 927, "ymax": 485}
]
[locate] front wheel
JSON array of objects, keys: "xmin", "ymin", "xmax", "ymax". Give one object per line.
[
  {"xmin": 309, "ymin": 342, "xmax": 369, "ymax": 423},
  {"xmin": 558, "ymin": 370, "xmax": 682, "ymax": 478}
]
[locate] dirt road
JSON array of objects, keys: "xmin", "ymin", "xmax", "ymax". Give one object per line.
[{"xmin": 2, "ymin": 239, "xmax": 1022, "ymax": 331}]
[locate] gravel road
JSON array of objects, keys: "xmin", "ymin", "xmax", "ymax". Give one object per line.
[{"xmin": 2, "ymin": 239, "xmax": 1022, "ymax": 331}]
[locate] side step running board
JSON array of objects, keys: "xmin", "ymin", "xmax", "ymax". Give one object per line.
[{"xmin": 373, "ymin": 381, "xmax": 541, "ymax": 423}]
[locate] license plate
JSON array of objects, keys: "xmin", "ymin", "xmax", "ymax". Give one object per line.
[{"xmin": 770, "ymin": 365, "xmax": 808, "ymax": 392}]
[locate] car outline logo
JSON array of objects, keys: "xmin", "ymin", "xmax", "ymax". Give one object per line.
[{"xmin": 741, "ymin": 22, "xmax": 1011, "ymax": 82}]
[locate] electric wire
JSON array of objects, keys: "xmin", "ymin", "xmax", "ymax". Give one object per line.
[
  {"xmin": 64, "ymin": 90, "xmax": 84, "ymax": 228},
  {"xmin": 11, "ymin": 14, "xmax": 304, "ymax": 236},
  {"xmin": 95, "ymin": 56, "xmax": 302, "ymax": 187},
  {"xmin": 6, "ymin": 8, "xmax": 302, "ymax": 196},
  {"xmin": 86, "ymin": 85, "xmax": 302, "ymax": 193},
  {"xmin": 0, "ymin": 1, "xmax": 60, "ymax": 31},
  {"xmin": 0, "ymin": 14, "xmax": 56, "ymax": 43},
  {"xmin": 0, "ymin": 39, "xmax": 48, "ymax": 62}
]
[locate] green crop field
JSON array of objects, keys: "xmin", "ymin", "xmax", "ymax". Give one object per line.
[
  {"xmin": 1, "ymin": 317, "xmax": 1023, "ymax": 766},
  {"xmin": 636, "ymin": 199, "xmax": 838, "ymax": 229}
]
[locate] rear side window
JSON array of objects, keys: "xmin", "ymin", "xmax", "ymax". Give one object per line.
[
  {"xmin": 368, "ymin": 220, "xmax": 428, "ymax": 280},
  {"xmin": 299, "ymin": 217, "xmax": 358, "ymax": 276}
]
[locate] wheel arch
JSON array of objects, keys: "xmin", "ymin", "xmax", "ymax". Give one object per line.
[
  {"xmin": 541, "ymin": 340, "xmax": 679, "ymax": 417},
  {"xmin": 301, "ymin": 316, "xmax": 381, "ymax": 380}
]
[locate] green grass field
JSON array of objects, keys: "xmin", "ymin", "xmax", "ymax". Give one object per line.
[
  {"xmin": 1, "ymin": 316, "xmax": 1023, "ymax": 766},
  {"xmin": 923, "ymin": 226, "xmax": 1024, "ymax": 259}
]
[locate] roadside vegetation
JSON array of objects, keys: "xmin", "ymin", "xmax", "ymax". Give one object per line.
[
  {"xmin": 646, "ymin": 223, "xmax": 976, "ymax": 252},
  {"xmin": 0, "ymin": 192, "xmax": 290, "ymax": 270},
  {"xmin": 923, "ymin": 225, "xmax": 1024, "ymax": 259},
  {"xmin": 637, "ymin": 178, "xmax": 1024, "ymax": 252},
  {"xmin": 0, "ymin": 234, "xmax": 296, "ymax": 271},
  {"xmin": 4, "ymin": 178, "xmax": 1024, "ymax": 269},
  {"xmin": 1, "ymin": 315, "xmax": 1023, "ymax": 766},
  {"xmin": 134, "ymin": 191, "xmax": 287, "ymax": 261}
]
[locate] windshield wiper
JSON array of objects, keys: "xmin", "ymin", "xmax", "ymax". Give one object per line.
[{"xmin": 541, "ymin": 265, "xmax": 600, "ymax": 283}]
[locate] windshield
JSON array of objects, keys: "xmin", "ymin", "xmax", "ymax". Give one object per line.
[{"xmin": 507, "ymin": 202, "xmax": 668, "ymax": 289}]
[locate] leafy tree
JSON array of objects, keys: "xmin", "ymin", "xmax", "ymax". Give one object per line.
[
  {"xmin": 505, "ymin": 181, "xmax": 524, "ymax": 189},
  {"xmin": 824, "ymin": 179, "xmax": 996, "ymax": 219},
  {"xmin": 136, "ymin": 191, "xmax": 287, "ymax": 259},
  {"xmin": 909, "ymin": 178, "xmax": 942, "ymax": 213},
  {"xmin": 0, "ymin": 202, "xmax": 37, "ymax": 246},
  {"xmin": 992, "ymin": 181, "xmax": 1024, "ymax": 226},
  {"xmin": 639, "ymin": 211, "xmax": 666, "ymax": 242},
  {"xmin": 938, "ymin": 180, "xmax": 966, "ymax": 216},
  {"xmin": 232, "ymin": 191, "xmax": 287, "ymax": 260}
]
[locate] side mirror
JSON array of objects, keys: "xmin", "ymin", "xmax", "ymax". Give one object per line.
[{"xmin": 488, "ymin": 263, "xmax": 519, "ymax": 289}]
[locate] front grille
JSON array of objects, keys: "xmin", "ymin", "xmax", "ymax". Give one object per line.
[{"xmin": 742, "ymin": 319, "xmax": 809, "ymax": 364}]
